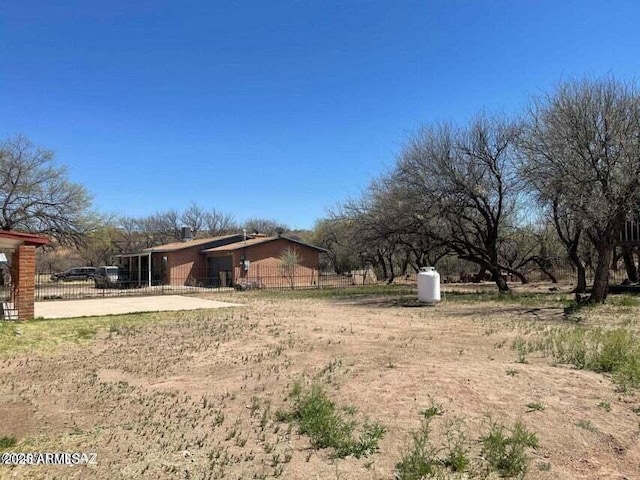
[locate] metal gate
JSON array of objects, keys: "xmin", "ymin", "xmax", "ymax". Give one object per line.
[{"xmin": 1, "ymin": 264, "xmax": 17, "ymax": 320}]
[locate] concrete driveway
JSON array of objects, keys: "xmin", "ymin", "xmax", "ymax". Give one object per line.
[{"xmin": 34, "ymin": 295, "xmax": 242, "ymax": 319}]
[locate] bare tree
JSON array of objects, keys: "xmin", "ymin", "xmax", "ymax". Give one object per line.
[
  {"xmin": 203, "ymin": 209, "xmax": 237, "ymax": 236},
  {"xmin": 337, "ymin": 176, "xmax": 450, "ymax": 283},
  {"xmin": 340, "ymin": 192, "xmax": 405, "ymax": 283},
  {"xmin": 180, "ymin": 203, "xmax": 208, "ymax": 237},
  {"xmin": 147, "ymin": 210, "xmax": 181, "ymax": 242},
  {"xmin": 243, "ymin": 218, "xmax": 287, "ymax": 236},
  {"xmin": 180, "ymin": 203, "xmax": 237, "ymax": 237},
  {"xmin": 312, "ymin": 217, "xmax": 361, "ymax": 274},
  {"xmin": 280, "ymin": 246, "xmax": 301, "ymax": 289},
  {"xmin": 519, "ymin": 77, "xmax": 640, "ymax": 302},
  {"xmin": 117, "ymin": 216, "xmax": 153, "ymax": 252},
  {"xmin": 0, "ymin": 134, "xmax": 91, "ymax": 243},
  {"xmin": 394, "ymin": 116, "xmax": 522, "ymax": 292}
]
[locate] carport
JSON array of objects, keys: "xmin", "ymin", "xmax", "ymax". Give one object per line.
[{"xmin": 0, "ymin": 230, "xmax": 49, "ymax": 320}]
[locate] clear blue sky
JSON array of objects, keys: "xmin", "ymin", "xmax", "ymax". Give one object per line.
[{"xmin": 3, "ymin": 1, "xmax": 640, "ymax": 230}]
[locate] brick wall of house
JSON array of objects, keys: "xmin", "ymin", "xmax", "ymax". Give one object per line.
[
  {"xmin": 166, "ymin": 244, "xmax": 209, "ymax": 286},
  {"xmin": 233, "ymin": 238, "xmax": 321, "ymax": 288}
]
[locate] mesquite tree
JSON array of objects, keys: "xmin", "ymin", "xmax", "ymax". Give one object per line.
[
  {"xmin": 394, "ymin": 116, "xmax": 522, "ymax": 292},
  {"xmin": 0, "ymin": 134, "xmax": 91, "ymax": 243},
  {"xmin": 519, "ymin": 78, "xmax": 640, "ymax": 302}
]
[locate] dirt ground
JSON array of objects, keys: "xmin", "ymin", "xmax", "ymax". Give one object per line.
[{"xmin": 1, "ymin": 285, "xmax": 639, "ymax": 479}]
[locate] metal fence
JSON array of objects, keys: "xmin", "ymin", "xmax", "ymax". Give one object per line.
[
  {"xmin": 34, "ymin": 265, "xmax": 377, "ymax": 301},
  {"xmin": 1, "ymin": 286, "xmax": 17, "ymax": 319},
  {"xmin": 32, "ymin": 257, "xmax": 638, "ymax": 302},
  {"xmin": 408, "ymin": 257, "xmax": 635, "ymax": 286}
]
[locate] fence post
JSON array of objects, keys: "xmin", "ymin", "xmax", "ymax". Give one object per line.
[{"xmin": 161, "ymin": 257, "xmax": 165, "ymax": 295}]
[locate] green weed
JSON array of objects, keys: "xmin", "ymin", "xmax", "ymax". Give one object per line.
[
  {"xmin": 480, "ymin": 419, "xmax": 538, "ymax": 478},
  {"xmin": 576, "ymin": 420, "xmax": 597, "ymax": 432},
  {"xmin": 513, "ymin": 337, "xmax": 529, "ymax": 364},
  {"xmin": 608, "ymin": 295, "xmax": 640, "ymax": 308},
  {"xmin": 396, "ymin": 412, "xmax": 536, "ymax": 479},
  {"xmin": 75, "ymin": 327, "xmax": 97, "ymax": 340},
  {"xmin": 284, "ymin": 381, "xmax": 385, "ymax": 459},
  {"xmin": 526, "ymin": 402, "xmax": 545, "ymax": 412},
  {"xmin": 442, "ymin": 419, "xmax": 469, "ymax": 473},
  {"xmin": 395, "ymin": 418, "xmax": 439, "ymax": 480},
  {"xmin": 537, "ymin": 461, "xmax": 552, "ymax": 471},
  {"xmin": 254, "ymin": 284, "xmax": 416, "ymax": 301},
  {"xmin": 0, "ymin": 436, "xmax": 17, "ymax": 449},
  {"xmin": 542, "ymin": 327, "xmax": 640, "ymax": 388},
  {"xmin": 420, "ymin": 397, "xmax": 444, "ymax": 419}
]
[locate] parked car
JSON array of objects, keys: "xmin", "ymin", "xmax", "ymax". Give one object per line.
[
  {"xmin": 94, "ymin": 266, "xmax": 120, "ymax": 289},
  {"xmin": 50, "ymin": 267, "xmax": 96, "ymax": 282}
]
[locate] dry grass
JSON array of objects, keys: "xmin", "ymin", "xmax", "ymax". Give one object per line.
[{"xmin": 0, "ymin": 283, "xmax": 639, "ymax": 479}]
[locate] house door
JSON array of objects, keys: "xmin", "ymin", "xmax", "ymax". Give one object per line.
[{"xmin": 208, "ymin": 256, "xmax": 233, "ymax": 287}]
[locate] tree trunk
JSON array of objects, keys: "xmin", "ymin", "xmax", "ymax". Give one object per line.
[
  {"xmin": 568, "ymin": 249, "xmax": 587, "ymax": 293},
  {"xmin": 541, "ymin": 269, "xmax": 558, "ymax": 283},
  {"xmin": 589, "ymin": 245, "xmax": 613, "ymax": 303},
  {"xmin": 412, "ymin": 250, "xmax": 425, "ymax": 270},
  {"xmin": 622, "ymin": 247, "xmax": 639, "ymax": 283},
  {"xmin": 377, "ymin": 254, "xmax": 388, "ymax": 281},
  {"xmin": 508, "ymin": 269, "xmax": 528, "ymax": 285},
  {"xmin": 400, "ymin": 253, "xmax": 411, "ymax": 277},
  {"xmin": 534, "ymin": 259, "xmax": 558, "ymax": 283},
  {"xmin": 472, "ymin": 266, "xmax": 486, "ymax": 283},
  {"xmin": 488, "ymin": 266, "xmax": 509, "ymax": 292},
  {"xmin": 386, "ymin": 255, "xmax": 396, "ymax": 284},
  {"xmin": 575, "ymin": 263, "xmax": 587, "ymax": 293}
]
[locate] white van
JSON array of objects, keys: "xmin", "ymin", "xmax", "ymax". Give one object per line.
[{"xmin": 94, "ymin": 266, "xmax": 120, "ymax": 289}]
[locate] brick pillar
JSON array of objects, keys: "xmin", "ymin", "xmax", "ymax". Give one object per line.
[{"xmin": 11, "ymin": 245, "xmax": 36, "ymax": 320}]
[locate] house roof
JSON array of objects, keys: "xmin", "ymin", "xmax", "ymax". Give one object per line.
[
  {"xmin": 201, "ymin": 235, "xmax": 328, "ymax": 254},
  {"xmin": 0, "ymin": 230, "xmax": 49, "ymax": 249},
  {"xmin": 139, "ymin": 234, "xmax": 243, "ymax": 253}
]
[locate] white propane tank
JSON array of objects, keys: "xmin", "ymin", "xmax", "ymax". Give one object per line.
[{"xmin": 417, "ymin": 267, "xmax": 441, "ymax": 303}]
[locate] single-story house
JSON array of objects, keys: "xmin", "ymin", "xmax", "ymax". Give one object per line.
[{"xmin": 116, "ymin": 232, "xmax": 326, "ymax": 289}]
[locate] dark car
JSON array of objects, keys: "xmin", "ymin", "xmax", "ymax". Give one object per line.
[
  {"xmin": 50, "ymin": 267, "xmax": 96, "ymax": 282},
  {"xmin": 94, "ymin": 266, "xmax": 121, "ymax": 289}
]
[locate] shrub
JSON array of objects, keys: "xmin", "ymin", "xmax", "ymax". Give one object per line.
[
  {"xmin": 480, "ymin": 420, "xmax": 538, "ymax": 478},
  {"xmin": 286, "ymin": 382, "xmax": 385, "ymax": 458},
  {"xmin": 395, "ymin": 416, "xmax": 470, "ymax": 479},
  {"xmin": 396, "ymin": 411, "xmax": 538, "ymax": 479},
  {"xmin": 395, "ymin": 419, "xmax": 439, "ymax": 480},
  {"xmin": 442, "ymin": 420, "xmax": 469, "ymax": 473}
]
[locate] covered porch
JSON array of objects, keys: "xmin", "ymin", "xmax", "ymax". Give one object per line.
[{"xmin": 115, "ymin": 253, "xmax": 165, "ymax": 288}]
